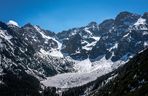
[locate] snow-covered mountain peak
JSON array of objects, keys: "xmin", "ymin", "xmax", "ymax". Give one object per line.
[{"xmin": 7, "ymin": 20, "xmax": 19, "ymax": 27}]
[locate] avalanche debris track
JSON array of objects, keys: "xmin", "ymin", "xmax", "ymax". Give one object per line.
[{"xmin": 41, "ymin": 56, "xmax": 126, "ymax": 88}]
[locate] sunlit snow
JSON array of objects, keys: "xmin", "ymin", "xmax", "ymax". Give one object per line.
[
  {"xmin": 34, "ymin": 25, "xmax": 63, "ymax": 58},
  {"xmin": 0, "ymin": 30, "xmax": 13, "ymax": 45},
  {"xmin": 40, "ymin": 48, "xmax": 63, "ymax": 58},
  {"xmin": 134, "ymin": 18, "xmax": 146, "ymax": 26},
  {"xmin": 41, "ymin": 56, "xmax": 125, "ymax": 88},
  {"xmin": 84, "ymin": 27, "xmax": 93, "ymax": 35},
  {"xmin": 7, "ymin": 20, "xmax": 19, "ymax": 27},
  {"xmin": 134, "ymin": 18, "xmax": 148, "ymax": 30},
  {"xmin": 82, "ymin": 36, "xmax": 100, "ymax": 51}
]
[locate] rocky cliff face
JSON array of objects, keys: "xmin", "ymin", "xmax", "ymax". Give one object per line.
[
  {"xmin": 0, "ymin": 21, "xmax": 74, "ymax": 80},
  {"xmin": 57, "ymin": 12, "xmax": 148, "ymax": 62}
]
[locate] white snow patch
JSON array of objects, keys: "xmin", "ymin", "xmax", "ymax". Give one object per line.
[
  {"xmin": 82, "ymin": 36, "xmax": 100, "ymax": 51},
  {"xmin": 143, "ymin": 31, "xmax": 148, "ymax": 35},
  {"xmin": 144, "ymin": 41, "xmax": 148, "ymax": 47},
  {"xmin": 105, "ymin": 74, "xmax": 118, "ymax": 84},
  {"xmin": 108, "ymin": 43, "xmax": 118, "ymax": 51},
  {"xmin": 0, "ymin": 30, "xmax": 13, "ymax": 45},
  {"xmin": 82, "ymin": 44, "xmax": 92, "ymax": 51},
  {"xmin": 134, "ymin": 18, "xmax": 148, "ymax": 30},
  {"xmin": 91, "ymin": 36, "xmax": 100, "ymax": 41},
  {"xmin": 84, "ymin": 27, "xmax": 92, "ymax": 35},
  {"xmin": 49, "ymin": 49, "xmax": 63, "ymax": 58},
  {"xmin": 7, "ymin": 20, "xmax": 19, "ymax": 27},
  {"xmin": 40, "ymin": 48, "xmax": 63, "ymax": 58},
  {"xmin": 34, "ymin": 25, "xmax": 52, "ymax": 40},
  {"xmin": 123, "ymin": 33, "xmax": 130, "ymax": 37},
  {"xmin": 75, "ymin": 48, "xmax": 81, "ymax": 54},
  {"xmin": 70, "ymin": 29, "xmax": 78, "ymax": 36},
  {"xmin": 0, "ymin": 80, "xmax": 4, "ymax": 84},
  {"xmin": 82, "ymin": 42, "xmax": 95, "ymax": 50},
  {"xmin": 134, "ymin": 18, "xmax": 146, "ymax": 26},
  {"xmin": 81, "ymin": 40, "xmax": 88, "ymax": 44}
]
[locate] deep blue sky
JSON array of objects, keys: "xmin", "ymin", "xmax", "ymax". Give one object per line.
[{"xmin": 0, "ymin": 0, "xmax": 147, "ymax": 32}]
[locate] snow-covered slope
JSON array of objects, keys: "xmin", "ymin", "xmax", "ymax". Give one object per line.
[
  {"xmin": 33, "ymin": 25, "xmax": 63, "ymax": 58},
  {"xmin": 41, "ymin": 56, "xmax": 126, "ymax": 88}
]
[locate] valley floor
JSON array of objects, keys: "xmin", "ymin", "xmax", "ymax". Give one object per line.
[{"xmin": 41, "ymin": 57, "xmax": 125, "ymax": 88}]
